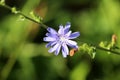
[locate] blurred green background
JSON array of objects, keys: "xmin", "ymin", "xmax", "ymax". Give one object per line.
[{"xmin": 0, "ymin": 0, "xmax": 120, "ymax": 80}]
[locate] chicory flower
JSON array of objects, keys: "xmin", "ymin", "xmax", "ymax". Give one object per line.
[{"xmin": 43, "ymin": 22, "xmax": 80, "ymax": 58}]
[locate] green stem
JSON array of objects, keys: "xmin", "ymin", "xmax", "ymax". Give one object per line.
[
  {"xmin": 17, "ymin": 12, "xmax": 48, "ymax": 29},
  {"xmin": 96, "ymin": 46, "xmax": 120, "ymax": 55},
  {"xmin": 90, "ymin": 42, "xmax": 120, "ymax": 55},
  {"xmin": 0, "ymin": 3, "xmax": 48, "ymax": 29},
  {"xmin": 0, "ymin": 3, "xmax": 120, "ymax": 56},
  {"xmin": 0, "ymin": 3, "xmax": 48, "ymax": 80},
  {"xmin": 0, "ymin": 3, "xmax": 120, "ymax": 80},
  {"xmin": 78, "ymin": 40, "xmax": 120, "ymax": 55}
]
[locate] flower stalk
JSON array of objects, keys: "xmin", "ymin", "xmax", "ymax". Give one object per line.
[
  {"xmin": 0, "ymin": 3, "xmax": 120, "ymax": 56},
  {"xmin": 0, "ymin": 2, "xmax": 48, "ymax": 29}
]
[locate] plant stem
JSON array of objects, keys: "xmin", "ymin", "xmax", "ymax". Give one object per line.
[
  {"xmin": 96, "ymin": 46, "xmax": 120, "ymax": 55},
  {"xmin": 78, "ymin": 40, "xmax": 120, "ymax": 55},
  {"xmin": 0, "ymin": 3, "xmax": 48, "ymax": 29},
  {"xmin": 0, "ymin": 3, "xmax": 120, "ymax": 56},
  {"xmin": 17, "ymin": 12, "xmax": 48, "ymax": 29}
]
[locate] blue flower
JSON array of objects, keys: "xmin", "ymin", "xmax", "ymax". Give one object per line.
[{"xmin": 43, "ymin": 22, "xmax": 80, "ymax": 58}]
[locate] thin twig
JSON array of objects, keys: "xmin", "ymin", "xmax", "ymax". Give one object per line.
[
  {"xmin": 17, "ymin": 12, "xmax": 48, "ymax": 29},
  {"xmin": 78, "ymin": 39, "xmax": 120, "ymax": 55},
  {"xmin": 0, "ymin": 3, "xmax": 120, "ymax": 80},
  {"xmin": 1, "ymin": 2, "xmax": 120, "ymax": 55},
  {"xmin": 0, "ymin": 3, "xmax": 48, "ymax": 29},
  {"xmin": 0, "ymin": 4, "xmax": 48, "ymax": 80},
  {"xmin": 95, "ymin": 46, "xmax": 120, "ymax": 55}
]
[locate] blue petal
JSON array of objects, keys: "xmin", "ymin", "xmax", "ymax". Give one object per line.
[
  {"xmin": 46, "ymin": 33, "xmax": 58, "ymax": 38},
  {"xmin": 46, "ymin": 41, "xmax": 57, "ymax": 48},
  {"xmin": 66, "ymin": 40, "xmax": 78, "ymax": 48},
  {"xmin": 43, "ymin": 37, "xmax": 56, "ymax": 42},
  {"xmin": 47, "ymin": 27, "xmax": 57, "ymax": 34},
  {"xmin": 65, "ymin": 31, "xmax": 72, "ymax": 37},
  {"xmin": 58, "ymin": 25, "xmax": 64, "ymax": 34},
  {"xmin": 69, "ymin": 32, "xmax": 80, "ymax": 39},
  {"xmin": 48, "ymin": 43, "xmax": 60, "ymax": 53},
  {"xmin": 54, "ymin": 44, "xmax": 61, "ymax": 55},
  {"xmin": 64, "ymin": 22, "xmax": 71, "ymax": 34},
  {"xmin": 62, "ymin": 43, "xmax": 69, "ymax": 57}
]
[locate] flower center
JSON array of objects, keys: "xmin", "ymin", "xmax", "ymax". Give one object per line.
[
  {"xmin": 58, "ymin": 35, "xmax": 67, "ymax": 43},
  {"xmin": 60, "ymin": 36, "xmax": 66, "ymax": 42}
]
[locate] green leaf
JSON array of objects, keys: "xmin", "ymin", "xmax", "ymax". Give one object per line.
[{"xmin": 79, "ymin": 43, "xmax": 96, "ymax": 59}]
